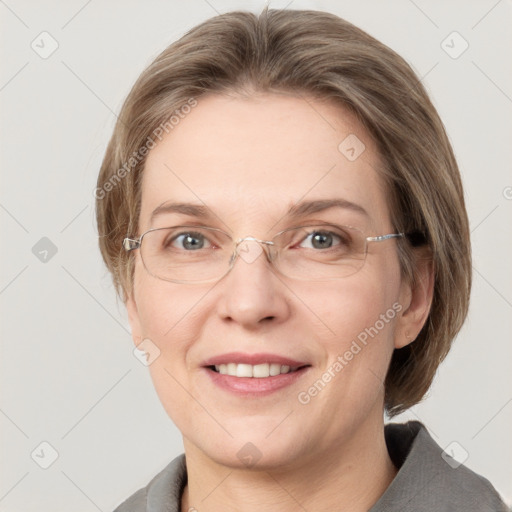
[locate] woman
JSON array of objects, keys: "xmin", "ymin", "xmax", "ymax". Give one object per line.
[{"xmin": 96, "ymin": 8, "xmax": 508, "ymax": 511}]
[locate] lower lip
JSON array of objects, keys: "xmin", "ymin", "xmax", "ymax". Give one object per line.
[{"xmin": 204, "ymin": 367, "xmax": 310, "ymax": 396}]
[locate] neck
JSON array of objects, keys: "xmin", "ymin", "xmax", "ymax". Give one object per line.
[{"xmin": 180, "ymin": 416, "xmax": 397, "ymax": 512}]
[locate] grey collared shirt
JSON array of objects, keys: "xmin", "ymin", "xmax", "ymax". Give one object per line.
[{"xmin": 113, "ymin": 421, "xmax": 508, "ymax": 511}]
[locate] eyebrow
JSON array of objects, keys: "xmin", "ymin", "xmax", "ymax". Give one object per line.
[
  {"xmin": 287, "ymin": 198, "xmax": 368, "ymax": 218},
  {"xmin": 150, "ymin": 198, "xmax": 368, "ymax": 224}
]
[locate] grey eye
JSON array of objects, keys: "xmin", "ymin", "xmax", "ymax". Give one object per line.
[
  {"xmin": 300, "ymin": 231, "xmax": 343, "ymax": 250},
  {"xmin": 171, "ymin": 232, "xmax": 211, "ymax": 250}
]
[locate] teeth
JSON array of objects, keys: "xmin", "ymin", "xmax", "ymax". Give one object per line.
[
  {"xmin": 236, "ymin": 364, "xmax": 253, "ymax": 378},
  {"xmin": 269, "ymin": 363, "xmax": 281, "ymax": 376},
  {"xmin": 213, "ymin": 363, "xmax": 298, "ymax": 378},
  {"xmin": 253, "ymin": 363, "xmax": 269, "ymax": 378}
]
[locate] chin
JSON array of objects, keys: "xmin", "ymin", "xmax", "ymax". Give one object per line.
[
  {"xmin": 186, "ymin": 420, "xmax": 308, "ymax": 471},
  {"xmin": 208, "ymin": 440, "xmax": 304, "ymax": 471}
]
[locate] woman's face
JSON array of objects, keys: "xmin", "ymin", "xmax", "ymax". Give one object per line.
[{"xmin": 127, "ymin": 92, "xmax": 413, "ymax": 469}]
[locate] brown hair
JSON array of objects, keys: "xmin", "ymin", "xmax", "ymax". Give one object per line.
[{"xmin": 96, "ymin": 8, "xmax": 471, "ymax": 415}]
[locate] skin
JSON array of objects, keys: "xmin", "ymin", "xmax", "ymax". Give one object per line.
[{"xmin": 126, "ymin": 92, "xmax": 433, "ymax": 512}]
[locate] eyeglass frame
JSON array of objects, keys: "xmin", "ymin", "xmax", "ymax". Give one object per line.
[{"xmin": 122, "ymin": 224, "xmax": 405, "ymax": 284}]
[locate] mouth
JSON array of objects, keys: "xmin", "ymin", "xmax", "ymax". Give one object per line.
[{"xmin": 201, "ymin": 352, "xmax": 311, "ymax": 395}]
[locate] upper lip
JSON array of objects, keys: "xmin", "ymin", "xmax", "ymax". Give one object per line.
[{"xmin": 201, "ymin": 352, "xmax": 310, "ymax": 367}]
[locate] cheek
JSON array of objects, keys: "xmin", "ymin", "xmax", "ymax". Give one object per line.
[
  {"xmin": 135, "ymin": 285, "xmax": 201, "ymax": 350},
  {"xmin": 320, "ymin": 264, "xmax": 400, "ymax": 335},
  {"xmin": 315, "ymin": 263, "xmax": 402, "ymax": 378},
  {"xmin": 132, "ymin": 269, "xmax": 209, "ymax": 429},
  {"xmin": 131, "ymin": 260, "xmax": 207, "ymax": 364}
]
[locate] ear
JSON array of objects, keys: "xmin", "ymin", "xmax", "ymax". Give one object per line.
[
  {"xmin": 126, "ymin": 292, "xmax": 143, "ymax": 348},
  {"xmin": 395, "ymin": 249, "xmax": 434, "ymax": 349}
]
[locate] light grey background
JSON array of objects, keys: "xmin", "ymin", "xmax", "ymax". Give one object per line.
[{"xmin": 1, "ymin": 0, "xmax": 511, "ymax": 510}]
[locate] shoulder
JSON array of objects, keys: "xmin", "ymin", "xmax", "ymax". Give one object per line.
[
  {"xmin": 372, "ymin": 421, "xmax": 509, "ymax": 512},
  {"xmin": 113, "ymin": 454, "xmax": 187, "ymax": 512}
]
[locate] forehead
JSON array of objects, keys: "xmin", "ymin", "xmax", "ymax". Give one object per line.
[{"xmin": 140, "ymin": 92, "xmax": 391, "ymax": 232}]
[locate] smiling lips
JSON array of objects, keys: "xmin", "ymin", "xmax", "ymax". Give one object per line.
[
  {"xmin": 204, "ymin": 355, "xmax": 311, "ymax": 398},
  {"xmin": 203, "ymin": 352, "xmax": 308, "ymax": 376}
]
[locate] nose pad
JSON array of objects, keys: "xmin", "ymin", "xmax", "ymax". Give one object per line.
[{"xmin": 236, "ymin": 238, "xmax": 266, "ymax": 265}]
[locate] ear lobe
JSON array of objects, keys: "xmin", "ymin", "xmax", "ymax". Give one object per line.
[
  {"xmin": 126, "ymin": 293, "xmax": 143, "ymax": 348},
  {"xmin": 395, "ymin": 251, "xmax": 434, "ymax": 349}
]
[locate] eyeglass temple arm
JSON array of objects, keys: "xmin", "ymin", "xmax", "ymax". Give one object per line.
[
  {"xmin": 123, "ymin": 238, "xmax": 140, "ymax": 251},
  {"xmin": 366, "ymin": 233, "xmax": 404, "ymax": 243}
]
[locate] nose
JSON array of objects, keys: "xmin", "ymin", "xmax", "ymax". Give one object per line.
[{"xmin": 215, "ymin": 238, "xmax": 291, "ymax": 328}]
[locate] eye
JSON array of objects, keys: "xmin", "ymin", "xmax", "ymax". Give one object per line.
[
  {"xmin": 299, "ymin": 230, "xmax": 343, "ymax": 250},
  {"xmin": 167, "ymin": 231, "xmax": 212, "ymax": 251},
  {"xmin": 294, "ymin": 226, "xmax": 358, "ymax": 251}
]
